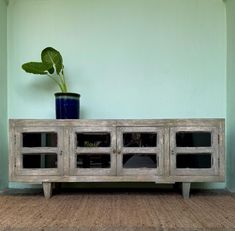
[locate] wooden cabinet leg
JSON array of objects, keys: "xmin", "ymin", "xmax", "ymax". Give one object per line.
[
  {"xmin": 182, "ymin": 182, "xmax": 191, "ymax": 199},
  {"xmin": 43, "ymin": 182, "xmax": 52, "ymax": 199}
]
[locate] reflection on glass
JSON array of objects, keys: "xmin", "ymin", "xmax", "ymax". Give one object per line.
[
  {"xmin": 77, "ymin": 133, "xmax": 110, "ymax": 147},
  {"xmin": 23, "ymin": 133, "xmax": 57, "ymax": 147},
  {"xmin": 176, "ymin": 153, "xmax": 212, "ymax": 169},
  {"xmin": 123, "ymin": 154, "xmax": 157, "ymax": 168},
  {"xmin": 176, "ymin": 132, "xmax": 211, "ymax": 147},
  {"xmin": 22, "ymin": 153, "xmax": 57, "ymax": 168},
  {"xmin": 123, "ymin": 133, "xmax": 157, "ymax": 147},
  {"xmin": 77, "ymin": 154, "xmax": 110, "ymax": 168}
]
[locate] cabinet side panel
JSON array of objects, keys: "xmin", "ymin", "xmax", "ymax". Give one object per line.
[
  {"xmin": 9, "ymin": 120, "xmax": 16, "ymax": 181},
  {"xmin": 219, "ymin": 120, "xmax": 225, "ymax": 179}
]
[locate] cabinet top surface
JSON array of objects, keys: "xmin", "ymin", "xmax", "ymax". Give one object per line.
[{"xmin": 9, "ymin": 118, "xmax": 225, "ymax": 127}]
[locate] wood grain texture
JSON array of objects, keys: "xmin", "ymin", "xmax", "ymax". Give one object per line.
[
  {"xmin": 9, "ymin": 119, "xmax": 225, "ymax": 199},
  {"xmin": 9, "ymin": 175, "xmax": 224, "ymax": 183},
  {"xmin": 42, "ymin": 182, "xmax": 52, "ymax": 199},
  {"xmin": 182, "ymin": 182, "xmax": 191, "ymax": 199}
]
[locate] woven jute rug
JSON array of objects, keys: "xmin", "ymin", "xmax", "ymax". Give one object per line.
[{"xmin": 0, "ymin": 189, "xmax": 235, "ymax": 231}]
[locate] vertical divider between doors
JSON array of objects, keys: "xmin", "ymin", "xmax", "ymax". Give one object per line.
[
  {"xmin": 63, "ymin": 126, "xmax": 70, "ymax": 177},
  {"xmin": 116, "ymin": 127, "xmax": 122, "ymax": 176},
  {"xmin": 69, "ymin": 126, "xmax": 76, "ymax": 176},
  {"xmin": 169, "ymin": 127, "xmax": 176, "ymax": 177},
  {"xmin": 156, "ymin": 128, "xmax": 162, "ymax": 176},
  {"xmin": 164, "ymin": 127, "xmax": 170, "ymax": 177},
  {"xmin": 110, "ymin": 125, "xmax": 116, "ymax": 176}
]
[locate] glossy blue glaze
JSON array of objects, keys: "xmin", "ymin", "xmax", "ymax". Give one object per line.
[{"xmin": 55, "ymin": 93, "xmax": 80, "ymax": 119}]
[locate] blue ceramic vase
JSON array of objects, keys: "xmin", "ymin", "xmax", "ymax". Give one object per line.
[{"xmin": 55, "ymin": 93, "xmax": 80, "ymax": 119}]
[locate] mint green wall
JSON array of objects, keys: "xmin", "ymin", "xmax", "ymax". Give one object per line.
[
  {"xmin": 8, "ymin": 0, "xmax": 226, "ymax": 119},
  {"xmin": 226, "ymin": 0, "xmax": 235, "ymax": 192},
  {"xmin": 0, "ymin": 0, "xmax": 8, "ymax": 189},
  {"xmin": 6, "ymin": 0, "xmax": 227, "ymax": 189}
]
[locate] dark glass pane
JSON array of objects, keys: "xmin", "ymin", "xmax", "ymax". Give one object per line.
[
  {"xmin": 176, "ymin": 153, "xmax": 212, "ymax": 169},
  {"xmin": 23, "ymin": 154, "xmax": 57, "ymax": 169},
  {"xmin": 23, "ymin": 133, "xmax": 57, "ymax": 147},
  {"xmin": 123, "ymin": 133, "xmax": 157, "ymax": 147},
  {"xmin": 77, "ymin": 154, "xmax": 110, "ymax": 168},
  {"xmin": 77, "ymin": 133, "xmax": 110, "ymax": 147},
  {"xmin": 123, "ymin": 154, "xmax": 157, "ymax": 168},
  {"xmin": 176, "ymin": 132, "xmax": 211, "ymax": 147}
]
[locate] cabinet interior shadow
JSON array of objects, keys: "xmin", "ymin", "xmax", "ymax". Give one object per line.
[
  {"xmin": 176, "ymin": 132, "xmax": 211, "ymax": 147},
  {"xmin": 176, "ymin": 153, "xmax": 212, "ymax": 169},
  {"xmin": 23, "ymin": 132, "xmax": 57, "ymax": 147},
  {"xmin": 123, "ymin": 132, "xmax": 157, "ymax": 147},
  {"xmin": 22, "ymin": 153, "xmax": 57, "ymax": 169},
  {"xmin": 77, "ymin": 133, "xmax": 111, "ymax": 147},
  {"xmin": 123, "ymin": 154, "xmax": 157, "ymax": 168},
  {"xmin": 77, "ymin": 154, "xmax": 110, "ymax": 168}
]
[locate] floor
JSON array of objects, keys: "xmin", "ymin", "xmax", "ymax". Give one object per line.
[{"xmin": 0, "ymin": 189, "xmax": 235, "ymax": 231}]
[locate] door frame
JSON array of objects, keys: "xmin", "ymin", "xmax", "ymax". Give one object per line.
[
  {"xmin": 170, "ymin": 126, "xmax": 219, "ymax": 176},
  {"xmin": 69, "ymin": 126, "xmax": 117, "ymax": 176},
  {"xmin": 14, "ymin": 126, "xmax": 63, "ymax": 176},
  {"xmin": 116, "ymin": 126, "xmax": 164, "ymax": 176}
]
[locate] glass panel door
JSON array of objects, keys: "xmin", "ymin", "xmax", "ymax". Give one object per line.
[
  {"xmin": 117, "ymin": 127, "xmax": 164, "ymax": 176},
  {"xmin": 15, "ymin": 127, "xmax": 63, "ymax": 176},
  {"xmin": 70, "ymin": 127, "xmax": 116, "ymax": 176},
  {"xmin": 170, "ymin": 127, "xmax": 219, "ymax": 176}
]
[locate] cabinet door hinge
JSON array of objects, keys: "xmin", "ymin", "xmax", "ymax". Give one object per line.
[
  {"xmin": 218, "ymin": 158, "xmax": 220, "ymax": 168},
  {"xmin": 14, "ymin": 157, "xmax": 16, "ymax": 168},
  {"xmin": 218, "ymin": 134, "xmax": 220, "ymax": 144},
  {"xmin": 14, "ymin": 135, "xmax": 16, "ymax": 145}
]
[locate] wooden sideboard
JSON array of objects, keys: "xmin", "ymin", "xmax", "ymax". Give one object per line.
[{"xmin": 9, "ymin": 119, "xmax": 225, "ymax": 199}]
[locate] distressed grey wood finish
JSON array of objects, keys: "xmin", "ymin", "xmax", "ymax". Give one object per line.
[
  {"xmin": 9, "ymin": 119, "xmax": 224, "ymax": 128},
  {"xmin": 170, "ymin": 126, "xmax": 219, "ymax": 176},
  {"xmin": 182, "ymin": 182, "xmax": 191, "ymax": 199},
  {"xmin": 116, "ymin": 126, "xmax": 164, "ymax": 176},
  {"xmin": 11, "ymin": 175, "xmax": 224, "ymax": 183},
  {"xmin": 9, "ymin": 119, "xmax": 225, "ymax": 199},
  {"xmin": 14, "ymin": 126, "xmax": 64, "ymax": 177},
  {"xmin": 69, "ymin": 126, "xmax": 116, "ymax": 176},
  {"xmin": 218, "ymin": 122, "xmax": 225, "ymax": 179},
  {"xmin": 42, "ymin": 182, "xmax": 52, "ymax": 199}
]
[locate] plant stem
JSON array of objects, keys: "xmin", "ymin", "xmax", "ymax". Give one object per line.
[
  {"xmin": 47, "ymin": 68, "xmax": 68, "ymax": 93},
  {"xmin": 47, "ymin": 74, "xmax": 65, "ymax": 92},
  {"xmin": 59, "ymin": 69, "xmax": 68, "ymax": 93}
]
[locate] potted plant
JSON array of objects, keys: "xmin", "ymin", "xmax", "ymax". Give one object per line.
[{"xmin": 22, "ymin": 47, "xmax": 80, "ymax": 119}]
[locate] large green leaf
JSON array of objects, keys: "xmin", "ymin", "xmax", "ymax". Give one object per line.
[
  {"xmin": 41, "ymin": 47, "xmax": 63, "ymax": 75},
  {"xmin": 22, "ymin": 62, "xmax": 52, "ymax": 75}
]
